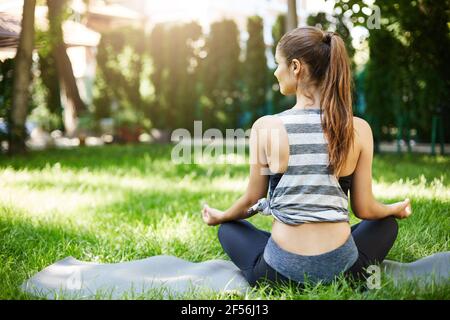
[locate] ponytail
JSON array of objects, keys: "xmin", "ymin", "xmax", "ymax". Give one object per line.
[
  {"xmin": 320, "ymin": 33, "xmax": 354, "ymax": 176},
  {"xmin": 277, "ymin": 27, "xmax": 354, "ymax": 176}
]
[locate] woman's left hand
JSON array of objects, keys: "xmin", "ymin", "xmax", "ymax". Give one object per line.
[{"xmin": 201, "ymin": 203, "xmax": 224, "ymax": 226}]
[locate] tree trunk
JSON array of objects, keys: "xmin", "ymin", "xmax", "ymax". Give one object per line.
[
  {"xmin": 47, "ymin": 0, "xmax": 85, "ymax": 138},
  {"xmin": 9, "ymin": 0, "xmax": 36, "ymax": 155},
  {"xmin": 287, "ymin": 0, "xmax": 298, "ymax": 31},
  {"xmin": 60, "ymin": 84, "xmax": 78, "ymax": 136}
]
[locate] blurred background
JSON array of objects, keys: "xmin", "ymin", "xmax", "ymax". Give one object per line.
[{"xmin": 0, "ymin": 0, "xmax": 449, "ymax": 155}]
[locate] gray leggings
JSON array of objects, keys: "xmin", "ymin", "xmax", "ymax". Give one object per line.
[{"xmin": 218, "ymin": 216, "xmax": 398, "ymax": 288}]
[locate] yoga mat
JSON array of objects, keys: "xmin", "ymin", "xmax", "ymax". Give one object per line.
[
  {"xmin": 21, "ymin": 252, "xmax": 450, "ymax": 299},
  {"xmin": 20, "ymin": 255, "xmax": 251, "ymax": 299},
  {"xmin": 381, "ymin": 252, "xmax": 450, "ymax": 287}
]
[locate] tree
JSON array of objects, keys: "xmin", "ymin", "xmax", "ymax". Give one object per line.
[
  {"xmin": 36, "ymin": 30, "xmax": 63, "ymax": 131},
  {"xmin": 287, "ymin": 0, "xmax": 298, "ymax": 31},
  {"xmin": 0, "ymin": 59, "xmax": 14, "ymax": 129},
  {"xmin": 47, "ymin": 0, "xmax": 86, "ymax": 137},
  {"xmin": 93, "ymin": 27, "xmax": 146, "ymax": 136},
  {"xmin": 364, "ymin": 29, "xmax": 405, "ymax": 144},
  {"xmin": 9, "ymin": 0, "xmax": 36, "ymax": 154},
  {"xmin": 148, "ymin": 22, "xmax": 203, "ymax": 133},
  {"xmin": 170, "ymin": 22, "xmax": 203, "ymax": 133},
  {"xmin": 200, "ymin": 19, "xmax": 241, "ymax": 131},
  {"xmin": 243, "ymin": 16, "xmax": 268, "ymax": 125},
  {"xmin": 148, "ymin": 23, "xmax": 169, "ymax": 130},
  {"xmin": 271, "ymin": 14, "xmax": 294, "ymax": 114},
  {"xmin": 332, "ymin": 0, "xmax": 450, "ymax": 143}
]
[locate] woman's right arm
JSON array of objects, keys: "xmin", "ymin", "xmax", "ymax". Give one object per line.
[{"xmin": 350, "ymin": 118, "xmax": 412, "ymax": 220}]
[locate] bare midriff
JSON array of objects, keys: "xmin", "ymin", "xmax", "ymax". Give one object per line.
[{"xmin": 270, "ymin": 219, "xmax": 352, "ymax": 256}]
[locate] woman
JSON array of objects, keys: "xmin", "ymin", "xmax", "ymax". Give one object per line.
[{"xmin": 201, "ymin": 26, "xmax": 412, "ymax": 288}]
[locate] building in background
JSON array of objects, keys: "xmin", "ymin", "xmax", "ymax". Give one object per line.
[
  {"xmin": 70, "ymin": 0, "xmax": 144, "ymax": 33},
  {"xmin": 0, "ymin": 12, "xmax": 20, "ymax": 57}
]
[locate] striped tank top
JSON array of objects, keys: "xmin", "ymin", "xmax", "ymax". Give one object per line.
[{"xmin": 248, "ymin": 107, "xmax": 350, "ymax": 225}]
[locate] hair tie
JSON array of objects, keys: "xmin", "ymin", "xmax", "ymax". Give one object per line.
[{"xmin": 322, "ymin": 33, "xmax": 332, "ymax": 45}]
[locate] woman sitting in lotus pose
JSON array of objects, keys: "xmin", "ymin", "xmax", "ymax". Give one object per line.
[{"xmin": 201, "ymin": 26, "xmax": 412, "ymax": 288}]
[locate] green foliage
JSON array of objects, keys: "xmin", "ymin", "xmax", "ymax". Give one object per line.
[
  {"xmin": 243, "ymin": 16, "xmax": 268, "ymax": 126},
  {"xmin": 0, "ymin": 59, "xmax": 14, "ymax": 122},
  {"xmin": 200, "ymin": 19, "xmax": 242, "ymax": 131},
  {"xmin": 271, "ymin": 14, "xmax": 286, "ymax": 60},
  {"xmin": 35, "ymin": 29, "xmax": 63, "ymax": 131},
  {"xmin": 333, "ymin": 0, "xmax": 450, "ymax": 142},
  {"xmin": 270, "ymin": 14, "xmax": 295, "ymax": 115},
  {"xmin": 93, "ymin": 27, "xmax": 147, "ymax": 132},
  {"xmin": 0, "ymin": 58, "xmax": 39, "ymax": 137},
  {"xmin": 146, "ymin": 24, "xmax": 167, "ymax": 130},
  {"xmin": 148, "ymin": 21, "xmax": 203, "ymax": 133},
  {"xmin": 93, "ymin": 18, "xmax": 265, "ymax": 135},
  {"xmin": 0, "ymin": 58, "xmax": 13, "ymax": 144},
  {"xmin": 364, "ymin": 29, "xmax": 404, "ymax": 137}
]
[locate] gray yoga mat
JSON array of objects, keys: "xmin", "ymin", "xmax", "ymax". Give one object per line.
[
  {"xmin": 381, "ymin": 252, "xmax": 450, "ymax": 287},
  {"xmin": 20, "ymin": 255, "xmax": 250, "ymax": 299},
  {"xmin": 21, "ymin": 252, "xmax": 450, "ymax": 299}
]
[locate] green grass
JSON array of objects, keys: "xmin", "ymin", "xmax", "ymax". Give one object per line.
[{"xmin": 0, "ymin": 144, "xmax": 449, "ymax": 299}]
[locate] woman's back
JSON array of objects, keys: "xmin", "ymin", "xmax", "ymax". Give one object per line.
[
  {"xmin": 261, "ymin": 109, "xmax": 365, "ymax": 256},
  {"xmin": 264, "ymin": 110, "xmax": 362, "ymax": 178}
]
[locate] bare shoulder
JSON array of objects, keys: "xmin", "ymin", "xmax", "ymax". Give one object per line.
[
  {"xmin": 353, "ymin": 116, "xmax": 371, "ymax": 130},
  {"xmin": 353, "ymin": 116, "xmax": 373, "ymax": 140},
  {"xmin": 252, "ymin": 115, "xmax": 281, "ymax": 129},
  {"xmin": 252, "ymin": 116, "xmax": 285, "ymax": 143},
  {"xmin": 250, "ymin": 116, "xmax": 285, "ymax": 152}
]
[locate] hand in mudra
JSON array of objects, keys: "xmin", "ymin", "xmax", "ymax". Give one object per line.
[
  {"xmin": 389, "ymin": 198, "xmax": 413, "ymax": 219},
  {"xmin": 201, "ymin": 203, "xmax": 224, "ymax": 226}
]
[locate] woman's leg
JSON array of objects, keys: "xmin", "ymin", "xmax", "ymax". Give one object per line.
[
  {"xmin": 345, "ymin": 216, "xmax": 399, "ymax": 282},
  {"xmin": 218, "ymin": 217, "xmax": 398, "ymax": 286},
  {"xmin": 218, "ymin": 219, "xmax": 291, "ymax": 287}
]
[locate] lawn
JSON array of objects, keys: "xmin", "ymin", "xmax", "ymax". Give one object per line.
[{"xmin": 0, "ymin": 144, "xmax": 449, "ymax": 299}]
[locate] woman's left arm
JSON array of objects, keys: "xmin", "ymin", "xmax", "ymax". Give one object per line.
[{"xmin": 201, "ymin": 117, "xmax": 271, "ymax": 225}]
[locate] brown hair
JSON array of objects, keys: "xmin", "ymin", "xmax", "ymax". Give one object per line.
[{"xmin": 277, "ymin": 26, "xmax": 354, "ymax": 176}]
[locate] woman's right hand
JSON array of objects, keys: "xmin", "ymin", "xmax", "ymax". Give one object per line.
[
  {"xmin": 388, "ymin": 198, "xmax": 412, "ymax": 219},
  {"xmin": 201, "ymin": 203, "xmax": 224, "ymax": 226}
]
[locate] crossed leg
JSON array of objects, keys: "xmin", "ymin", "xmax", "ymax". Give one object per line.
[
  {"xmin": 344, "ymin": 216, "xmax": 399, "ymax": 282},
  {"xmin": 218, "ymin": 216, "xmax": 399, "ymax": 287}
]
